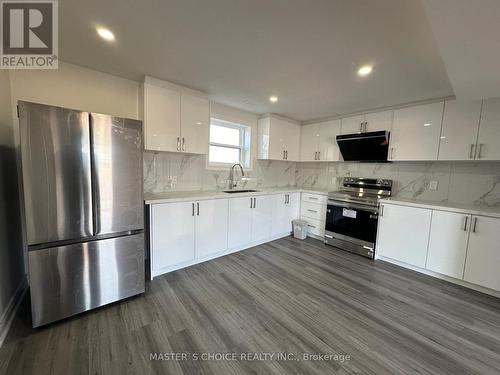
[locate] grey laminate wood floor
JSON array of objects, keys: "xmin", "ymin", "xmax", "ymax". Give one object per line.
[{"xmin": 2, "ymin": 237, "xmax": 500, "ymax": 375}]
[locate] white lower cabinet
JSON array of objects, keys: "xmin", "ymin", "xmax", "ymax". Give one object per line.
[
  {"xmin": 228, "ymin": 197, "xmax": 253, "ymax": 249},
  {"xmin": 251, "ymin": 195, "xmax": 274, "ymax": 242},
  {"xmin": 228, "ymin": 194, "xmax": 289, "ymax": 249},
  {"xmin": 151, "ymin": 201, "xmax": 195, "ymax": 273},
  {"xmin": 376, "ymin": 204, "xmax": 432, "ymax": 268},
  {"xmin": 194, "ymin": 199, "xmax": 228, "ymax": 259},
  {"xmin": 378, "ymin": 202, "xmax": 500, "ymax": 293},
  {"xmin": 426, "ymin": 211, "xmax": 470, "ymax": 279},
  {"xmin": 463, "ymin": 216, "xmax": 500, "ymax": 291},
  {"xmin": 151, "ymin": 199, "xmax": 228, "ymax": 276},
  {"xmin": 272, "ymin": 193, "xmax": 300, "ymax": 236}
]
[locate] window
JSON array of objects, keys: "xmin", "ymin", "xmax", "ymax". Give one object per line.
[{"xmin": 209, "ymin": 118, "xmax": 251, "ymax": 168}]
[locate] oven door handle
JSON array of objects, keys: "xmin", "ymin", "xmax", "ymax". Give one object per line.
[{"xmin": 328, "ymin": 201, "xmax": 378, "ymax": 213}]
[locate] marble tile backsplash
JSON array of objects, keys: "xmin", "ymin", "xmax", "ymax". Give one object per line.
[
  {"xmin": 143, "ymin": 151, "xmax": 295, "ymax": 193},
  {"xmin": 143, "ymin": 151, "xmax": 500, "ymax": 207},
  {"xmin": 296, "ymin": 161, "xmax": 500, "ymax": 207}
]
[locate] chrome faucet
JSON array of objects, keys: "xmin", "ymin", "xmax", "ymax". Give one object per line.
[{"xmin": 228, "ymin": 163, "xmax": 245, "ymax": 189}]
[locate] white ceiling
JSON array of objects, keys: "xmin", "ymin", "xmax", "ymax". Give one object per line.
[
  {"xmin": 422, "ymin": 0, "xmax": 500, "ymax": 101},
  {"xmin": 59, "ymin": 0, "xmax": 453, "ymax": 121}
]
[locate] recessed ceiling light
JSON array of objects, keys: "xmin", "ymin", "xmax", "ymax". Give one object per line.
[
  {"xmin": 269, "ymin": 96, "xmax": 278, "ymax": 103},
  {"xmin": 357, "ymin": 65, "xmax": 373, "ymax": 77},
  {"xmin": 424, "ymin": 123, "xmax": 431, "ymax": 127},
  {"xmin": 440, "ymin": 136, "xmax": 446, "ymax": 139},
  {"xmin": 97, "ymin": 27, "xmax": 115, "ymax": 41}
]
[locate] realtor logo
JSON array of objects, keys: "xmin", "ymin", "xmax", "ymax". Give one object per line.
[{"xmin": 1, "ymin": 0, "xmax": 58, "ymax": 69}]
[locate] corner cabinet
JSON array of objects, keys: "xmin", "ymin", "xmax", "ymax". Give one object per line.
[
  {"xmin": 300, "ymin": 120, "xmax": 341, "ymax": 161},
  {"xmin": 258, "ymin": 115, "xmax": 300, "ymax": 161},
  {"xmin": 143, "ymin": 76, "xmax": 209, "ymax": 154}
]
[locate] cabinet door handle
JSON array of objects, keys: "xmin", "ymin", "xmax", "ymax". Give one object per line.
[
  {"xmin": 307, "ymin": 209, "xmax": 317, "ymax": 213},
  {"xmin": 308, "ymin": 224, "xmax": 316, "ymax": 229},
  {"xmin": 309, "ymin": 197, "xmax": 318, "ymax": 200},
  {"xmin": 317, "ymin": 151, "xmax": 320, "ymax": 160},
  {"xmin": 472, "ymin": 217, "xmax": 478, "ymax": 233},
  {"xmin": 390, "ymin": 147, "xmax": 394, "ymax": 159},
  {"xmin": 197, "ymin": 202, "xmax": 200, "ymax": 216},
  {"xmin": 192, "ymin": 203, "xmax": 195, "ymax": 216},
  {"xmin": 250, "ymin": 197, "xmax": 253, "ymax": 208},
  {"xmin": 182, "ymin": 137, "xmax": 186, "ymax": 151},
  {"xmin": 469, "ymin": 144, "xmax": 475, "ymax": 159},
  {"xmin": 286, "ymin": 150, "xmax": 288, "ymax": 160},
  {"xmin": 364, "ymin": 122, "xmax": 367, "ymax": 132},
  {"xmin": 177, "ymin": 137, "xmax": 181, "ymax": 151},
  {"xmin": 379, "ymin": 204, "xmax": 384, "ymax": 217},
  {"xmin": 283, "ymin": 150, "xmax": 286, "ymax": 160},
  {"xmin": 477, "ymin": 144, "xmax": 484, "ymax": 159},
  {"xmin": 463, "ymin": 216, "xmax": 468, "ymax": 231},
  {"xmin": 253, "ymin": 197, "xmax": 256, "ymax": 208}
]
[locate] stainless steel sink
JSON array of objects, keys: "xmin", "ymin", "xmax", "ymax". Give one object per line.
[{"xmin": 223, "ymin": 189, "xmax": 259, "ymax": 194}]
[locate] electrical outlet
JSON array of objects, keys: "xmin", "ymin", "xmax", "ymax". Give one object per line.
[{"xmin": 428, "ymin": 180, "xmax": 439, "ymax": 191}]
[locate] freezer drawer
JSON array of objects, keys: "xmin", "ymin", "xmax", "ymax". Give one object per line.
[
  {"xmin": 29, "ymin": 233, "xmax": 145, "ymax": 327},
  {"xmin": 91, "ymin": 114, "xmax": 144, "ymax": 236},
  {"xmin": 18, "ymin": 101, "xmax": 93, "ymax": 245}
]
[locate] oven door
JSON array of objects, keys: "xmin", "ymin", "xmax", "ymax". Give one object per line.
[{"xmin": 325, "ymin": 200, "xmax": 379, "ymax": 246}]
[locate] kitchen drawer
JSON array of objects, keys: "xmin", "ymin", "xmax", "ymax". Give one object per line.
[
  {"xmin": 300, "ymin": 201, "xmax": 327, "ymax": 221},
  {"xmin": 302, "ymin": 193, "xmax": 327, "ymax": 205},
  {"xmin": 301, "ymin": 217, "xmax": 325, "ymax": 237}
]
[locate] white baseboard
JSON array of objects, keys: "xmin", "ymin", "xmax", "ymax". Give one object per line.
[
  {"xmin": 377, "ymin": 256, "xmax": 500, "ymax": 299},
  {"xmin": 0, "ymin": 277, "xmax": 28, "ymax": 347},
  {"xmin": 151, "ymin": 232, "xmax": 292, "ymax": 279}
]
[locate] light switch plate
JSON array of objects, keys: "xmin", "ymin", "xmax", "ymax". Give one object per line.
[{"xmin": 428, "ymin": 180, "xmax": 439, "ymax": 191}]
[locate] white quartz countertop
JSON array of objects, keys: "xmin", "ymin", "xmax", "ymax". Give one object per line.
[
  {"xmin": 144, "ymin": 187, "xmax": 329, "ymax": 204},
  {"xmin": 380, "ymin": 198, "xmax": 500, "ymax": 219}
]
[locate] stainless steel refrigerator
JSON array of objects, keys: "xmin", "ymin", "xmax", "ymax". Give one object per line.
[{"xmin": 18, "ymin": 101, "xmax": 145, "ymax": 327}]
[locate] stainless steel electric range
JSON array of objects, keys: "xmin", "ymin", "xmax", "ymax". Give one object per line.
[{"xmin": 325, "ymin": 177, "xmax": 393, "ymax": 259}]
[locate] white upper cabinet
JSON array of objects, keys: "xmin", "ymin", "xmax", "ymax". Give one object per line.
[
  {"xmin": 318, "ymin": 120, "xmax": 341, "ymax": 161},
  {"xmin": 438, "ymin": 100, "xmax": 482, "ymax": 161},
  {"xmin": 476, "ymin": 98, "xmax": 500, "ymax": 160},
  {"xmin": 181, "ymin": 93, "xmax": 210, "ymax": 154},
  {"xmin": 341, "ymin": 111, "xmax": 392, "ymax": 134},
  {"xmin": 144, "ymin": 82, "xmax": 181, "ymax": 152},
  {"xmin": 426, "ymin": 210, "xmax": 470, "ymax": 279},
  {"xmin": 300, "ymin": 123, "xmax": 320, "ymax": 161},
  {"xmin": 300, "ymin": 120, "xmax": 341, "ymax": 161},
  {"xmin": 390, "ymin": 102, "xmax": 444, "ymax": 161},
  {"xmin": 364, "ymin": 110, "xmax": 393, "ymax": 132},
  {"xmin": 464, "ymin": 215, "xmax": 500, "ymax": 291},
  {"xmin": 341, "ymin": 114, "xmax": 365, "ymax": 134},
  {"xmin": 258, "ymin": 116, "xmax": 300, "ymax": 161},
  {"xmin": 143, "ymin": 76, "xmax": 210, "ymax": 154}
]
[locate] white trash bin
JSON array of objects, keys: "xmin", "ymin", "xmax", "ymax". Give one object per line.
[{"xmin": 292, "ymin": 219, "xmax": 308, "ymax": 240}]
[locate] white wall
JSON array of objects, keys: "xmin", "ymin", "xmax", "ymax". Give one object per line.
[
  {"xmin": 0, "ymin": 70, "xmax": 25, "ymax": 344},
  {"xmin": 9, "ymin": 62, "xmax": 140, "ymax": 121}
]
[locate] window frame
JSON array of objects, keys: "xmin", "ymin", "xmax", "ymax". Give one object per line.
[{"xmin": 208, "ymin": 118, "xmax": 251, "ymax": 170}]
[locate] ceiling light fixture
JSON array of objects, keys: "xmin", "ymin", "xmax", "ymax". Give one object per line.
[
  {"xmin": 424, "ymin": 123, "xmax": 431, "ymax": 127},
  {"xmin": 97, "ymin": 27, "xmax": 115, "ymax": 41},
  {"xmin": 269, "ymin": 96, "xmax": 278, "ymax": 103},
  {"xmin": 357, "ymin": 65, "xmax": 373, "ymax": 77}
]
